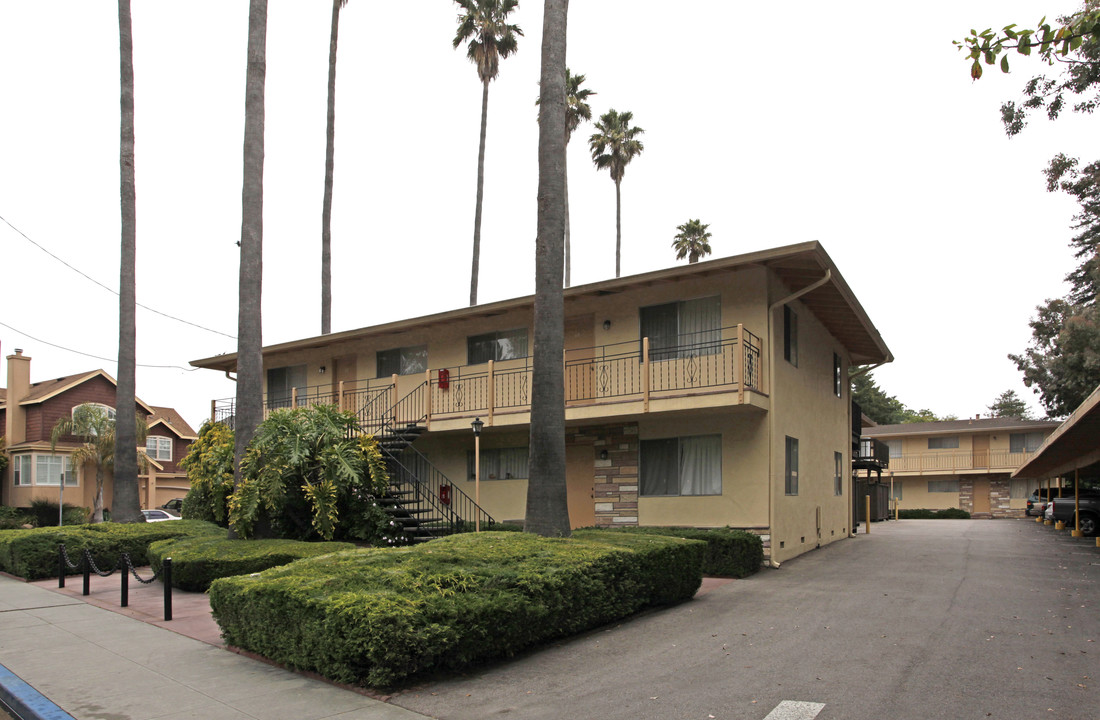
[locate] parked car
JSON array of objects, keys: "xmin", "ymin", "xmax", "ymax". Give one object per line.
[
  {"xmin": 160, "ymin": 498, "xmax": 184, "ymax": 513},
  {"xmin": 1027, "ymin": 487, "xmax": 1078, "ymax": 516},
  {"xmin": 1049, "ymin": 494, "xmax": 1100, "ymax": 536},
  {"xmin": 142, "ymin": 509, "xmax": 179, "ymax": 522}
]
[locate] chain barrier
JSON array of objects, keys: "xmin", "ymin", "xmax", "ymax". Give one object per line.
[
  {"xmin": 56, "ymin": 543, "xmax": 173, "ymax": 621},
  {"xmin": 83, "ymin": 548, "xmax": 117, "ymax": 578},
  {"xmin": 122, "ymin": 552, "xmax": 161, "ymax": 585}
]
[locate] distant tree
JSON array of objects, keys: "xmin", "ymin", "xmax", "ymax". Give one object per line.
[
  {"xmin": 51, "ymin": 404, "xmax": 147, "ymax": 523},
  {"xmin": 589, "ymin": 109, "xmax": 644, "ymax": 278},
  {"xmin": 851, "ymin": 371, "xmax": 947, "ymax": 425},
  {"xmin": 987, "ymin": 389, "xmax": 1034, "ymax": 419},
  {"xmin": 672, "ymin": 219, "xmax": 713, "ymax": 264},
  {"xmin": 1009, "ymin": 299, "xmax": 1100, "ymax": 417},
  {"xmin": 453, "ymin": 0, "xmax": 523, "ymax": 306}
]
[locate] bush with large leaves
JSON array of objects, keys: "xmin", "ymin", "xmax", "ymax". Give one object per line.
[
  {"xmin": 229, "ymin": 405, "xmax": 389, "ymax": 541},
  {"xmin": 180, "ymin": 421, "xmax": 236, "ymax": 525}
]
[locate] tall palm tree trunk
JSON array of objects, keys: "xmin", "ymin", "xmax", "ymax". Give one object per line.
[
  {"xmin": 320, "ymin": 0, "xmax": 341, "ymax": 336},
  {"xmin": 113, "ymin": 0, "xmax": 141, "ymax": 523},
  {"xmin": 564, "ymin": 147, "xmax": 570, "ymax": 287},
  {"xmin": 526, "ymin": 0, "xmax": 570, "ymax": 537},
  {"xmin": 470, "ymin": 76, "xmax": 490, "ymax": 306},
  {"xmin": 234, "ymin": 0, "xmax": 268, "ymax": 538},
  {"xmin": 614, "ymin": 177, "xmax": 621, "ymax": 278}
]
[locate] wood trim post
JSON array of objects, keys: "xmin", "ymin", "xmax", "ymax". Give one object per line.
[
  {"xmin": 291, "ymin": 387, "xmax": 298, "ymax": 409},
  {"xmin": 642, "ymin": 336, "xmax": 650, "ymax": 413},
  {"xmin": 210, "ymin": 399, "xmax": 215, "ymax": 424},
  {"xmin": 737, "ymin": 323, "xmax": 745, "ymax": 404},
  {"xmin": 487, "ymin": 360, "xmax": 495, "ymax": 426},
  {"xmin": 338, "ymin": 380, "xmax": 345, "ymax": 412}
]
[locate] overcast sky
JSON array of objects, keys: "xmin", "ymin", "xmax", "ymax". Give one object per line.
[{"xmin": 1, "ymin": 1, "xmax": 1093, "ymax": 430}]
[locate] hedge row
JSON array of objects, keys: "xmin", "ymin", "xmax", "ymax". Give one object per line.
[
  {"xmin": 147, "ymin": 537, "xmax": 356, "ymax": 592},
  {"xmin": 897, "ymin": 508, "xmax": 972, "ymax": 519},
  {"xmin": 0, "ymin": 520, "xmax": 222, "ymax": 580},
  {"xmin": 209, "ymin": 530, "xmax": 705, "ymax": 687},
  {"xmin": 586, "ymin": 526, "xmax": 764, "ymax": 578}
]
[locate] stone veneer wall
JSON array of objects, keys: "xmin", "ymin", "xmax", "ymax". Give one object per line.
[
  {"xmin": 565, "ymin": 422, "xmax": 639, "ymax": 526},
  {"xmin": 989, "ymin": 478, "xmax": 1019, "ymax": 518},
  {"xmin": 959, "ymin": 477, "xmax": 974, "ymax": 514}
]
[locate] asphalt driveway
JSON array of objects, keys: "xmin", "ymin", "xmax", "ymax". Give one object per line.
[{"xmin": 393, "ymin": 520, "xmax": 1098, "ymax": 720}]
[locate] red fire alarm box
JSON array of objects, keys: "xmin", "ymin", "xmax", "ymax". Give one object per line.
[
  {"xmin": 438, "ymin": 368, "xmax": 451, "ymax": 390},
  {"xmin": 439, "ymin": 484, "xmax": 451, "ymax": 505}
]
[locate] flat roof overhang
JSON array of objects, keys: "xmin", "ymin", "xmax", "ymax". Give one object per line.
[{"xmin": 1013, "ymin": 385, "xmax": 1100, "ymax": 479}]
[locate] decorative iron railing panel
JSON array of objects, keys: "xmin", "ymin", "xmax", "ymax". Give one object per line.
[{"xmin": 384, "ymin": 443, "xmax": 494, "ymax": 535}]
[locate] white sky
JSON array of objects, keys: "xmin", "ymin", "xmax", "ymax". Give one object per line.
[{"xmin": 0, "ymin": 1, "xmax": 1093, "ymax": 430}]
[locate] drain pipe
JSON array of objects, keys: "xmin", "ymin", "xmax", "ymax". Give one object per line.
[
  {"xmin": 225, "ymin": 371, "xmax": 237, "ymax": 382},
  {"xmin": 765, "ymin": 269, "xmax": 832, "ymax": 568}
]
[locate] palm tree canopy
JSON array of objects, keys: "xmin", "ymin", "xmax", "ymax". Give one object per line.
[
  {"xmin": 452, "ymin": 0, "xmax": 523, "ymax": 83},
  {"xmin": 672, "ymin": 218, "xmax": 713, "ymax": 262},
  {"xmin": 589, "ymin": 109, "xmax": 644, "ymax": 184},
  {"xmin": 536, "ymin": 68, "xmax": 595, "ymax": 141},
  {"xmin": 50, "ymin": 403, "xmax": 148, "ymax": 469}
]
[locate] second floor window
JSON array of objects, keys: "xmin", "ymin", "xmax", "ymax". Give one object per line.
[
  {"xmin": 783, "ymin": 306, "xmax": 798, "ymax": 366},
  {"xmin": 833, "ymin": 353, "xmax": 842, "ymax": 397},
  {"xmin": 886, "ymin": 439, "xmax": 903, "ymax": 458},
  {"xmin": 467, "ymin": 329, "xmax": 528, "ymax": 365},
  {"xmin": 927, "ymin": 436, "xmax": 959, "ymax": 450},
  {"xmin": 640, "ymin": 295, "xmax": 721, "ymax": 361},
  {"xmin": 377, "ymin": 345, "xmax": 427, "ymax": 377},
  {"xmin": 267, "ymin": 364, "xmax": 307, "ymax": 408},
  {"xmin": 1009, "ymin": 432, "xmax": 1045, "ymax": 453},
  {"xmin": 146, "ymin": 436, "xmax": 172, "ymax": 461}
]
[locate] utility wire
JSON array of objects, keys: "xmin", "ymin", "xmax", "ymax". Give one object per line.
[
  {"xmin": 0, "ymin": 213, "xmax": 237, "ymax": 340},
  {"xmin": 0, "ymin": 320, "xmax": 200, "ymax": 371}
]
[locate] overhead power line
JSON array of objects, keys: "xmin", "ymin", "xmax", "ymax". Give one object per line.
[{"xmin": 0, "ymin": 320, "xmax": 200, "ymax": 371}]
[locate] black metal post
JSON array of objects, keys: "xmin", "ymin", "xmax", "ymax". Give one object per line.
[
  {"xmin": 120, "ymin": 554, "xmax": 129, "ymax": 608},
  {"xmin": 163, "ymin": 558, "xmax": 172, "ymax": 621},
  {"xmin": 82, "ymin": 550, "xmax": 90, "ymax": 596},
  {"xmin": 58, "ymin": 545, "xmax": 65, "ymax": 588}
]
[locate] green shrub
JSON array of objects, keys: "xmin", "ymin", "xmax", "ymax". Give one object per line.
[
  {"xmin": 209, "ymin": 530, "xmax": 704, "ymax": 687},
  {"xmin": 897, "ymin": 508, "xmax": 972, "ymax": 519},
  {"xmin": 0, "ymin": 506, "xmax": 31, "ymax": 530},
  {"xmin": 180, "ymin": 421, "xmax": 235, "ymax": 525},
  {"xmin": 26, "ymin": 498, "xmax": 89, "ymax": 527},
  {"xmin": 0, "ymin": 520, "xmax": 222, "ymax": 580},
  {"xmin": 583, "ymin": 526, "xmax": 764, "ymax": 577},
  {"xmin": 147, "ymin": 537, "xmax": 356, "ymax": 592}
]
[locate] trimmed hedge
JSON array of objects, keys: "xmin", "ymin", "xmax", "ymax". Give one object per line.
[
  {"xmin": 897, "ymin": 508, "xmax": 972, "ymax": 519},
  {"xmin": 584, "ymin": 526, "xmax": 764, "ymax": 578},
  {"xmin": 209, "ymin": 530, "xmax": 705, "ymax": 687},
  {"xmin": 147, "ymin": 537, "xmax": 356, "ymax": 592},
  {"xmin": 0, "ymin": 520, "xmax": 223, "ymax": 580}
]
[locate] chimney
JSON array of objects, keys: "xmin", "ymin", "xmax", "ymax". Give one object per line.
[
  {"xmin": 975, "ymin": 414, "xmax": 980, "ymax": 420},
  {"xmin": 6, "ymin": 348, "xmax": 31, "ymax": 444}
]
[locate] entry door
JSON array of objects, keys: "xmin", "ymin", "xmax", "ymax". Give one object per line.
[
  {"xmin": 564, "ymin": 315, "xmax": 595, "ymax": 403},
  {"xmin": 566, "ymin": 444, "xmax": 595, "ymax": 528},
  {"xmin": 972, "ymin": 435, "xmax": 989, "ymax": 468},
  {"xmin": 972, "ymin": 477, "xmax": 991, "ymax": 514}
]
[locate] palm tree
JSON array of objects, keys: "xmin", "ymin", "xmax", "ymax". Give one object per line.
[
  {"xmin": 452, "ymin": 0, "xmax": 522, "ymax": 306},
  {"xmin": 235, "ymin": 0, "xmax": 268, "ymax": 537},
  {"xmin": 113, "ymin": 0, "xmax": 142, "ymax": 523},
  {"xmin": 672, "ymin": 219, "xmax": 713, "ymax": 264},
  {"xmin": 589, "ymin": 109, "xmax": 644, "ymax": 278},
  {"xmin": 52, "ymin": 404, "xmax": 147, "ymax": 523},
  {"xmin": 537, "ymin": 69, "xmax": 595, "ymax": 287},
  {"xmin": 320, "ymin": 0, "xmax": 350, "ymax": 336},
  {"xmin": 524, "ymin": 0, "xmax": 570, "ymax": 537}
]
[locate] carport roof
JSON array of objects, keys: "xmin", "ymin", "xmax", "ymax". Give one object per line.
[{"xmin": 1012, "ymin": 384, "xmax": 1100, "ymax": 479}]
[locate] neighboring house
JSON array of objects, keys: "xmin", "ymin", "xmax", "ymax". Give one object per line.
[
  {"xmin": 192, "ymin": 241, "xmax": 892, "ymax": 564},
  {"xmin": 1, "ymin": 349, "xmax": 196, "ymax": 514},
  {"xmin": 861, "ymin": 416, "xmax": 1061, "ymax": 518}
]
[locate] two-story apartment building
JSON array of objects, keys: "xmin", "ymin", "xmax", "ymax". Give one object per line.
[
  {"xmin": 862, "ymin": 416, "xmax": 1061, "ymax": 518},
  {"xmin": 1, "ymin": 349, "xmax": 197, "ymax": 514},
  {"xmin": 192, "ymin": 242, "xmax": 892, "ymax": 564}
]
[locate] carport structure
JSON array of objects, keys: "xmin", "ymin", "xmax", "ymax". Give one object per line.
[{"xmin": 1013, "ymin": 384, "xmax": 1100, "ymax": 538}]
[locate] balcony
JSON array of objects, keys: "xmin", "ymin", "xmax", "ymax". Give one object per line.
[
  {"xmin": 885, "ymin": 449, "xmax": 1038, "ymax": 475},
  {"xmin": 854, "ymin": 438, "xmax": 889, "ymax": 472},
  {"xmin": 213, "ymin": 324, "xmax": 766, "ymax": 432}
]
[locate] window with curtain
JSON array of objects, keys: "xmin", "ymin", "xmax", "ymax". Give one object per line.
[
  {"xmin": 928, "ymin": 479, "xmax": 959, "ymax": 493},
  {"xmin": 640, "ymin": 296, "xmax": 721, "ymax": 361},
  {"xmin": 1009, "ymin": 432, "xmax": 1045, "ymax": 453},
  {"xmin": 886, "ymin": 439, "xmax": 903, "ymax": 458},
  {"xmin": 927, "ymin": 436, "xmax": 959, "ymax": 450},
  {"xmin": 377, "ymin": 346, "xmax": 427, "ymax": 377},
  {"xmin": 640, "ymin": 434, "xmax": 721, "ymax": 496},
  {"xmin": 467, "ymin": 447, "xmax": 529, "ymax": 480},
  {"xmin": 467, "ymin": 329, "xmax": 529, "ymax": 365},
  {"xmin": 1009, "ymin": 478, "xmax": 1029, "ymax": 499},
  {"xmin": 267, "ymin": 364, "xmax": 307, "ymax": 408},
  {"xmin": 785, "ymin": 436, "xmax": 799, "ymax": 495}
]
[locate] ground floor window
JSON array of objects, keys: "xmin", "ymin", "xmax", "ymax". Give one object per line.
[
  {"xmin": 13, "ymin": 455, "xmax": 32, "ymax": 486},
  {"xmin": 640, "ymin": 434, "xmax": 721, "ymax": 496},
  {"xmin": 784, "ymin": 437, "xmax": 798, "ymax": 495},
  {"xmin": 928, "ymin": 479, "xmax": 959, "ymax": 493},
  {"xmin": 889, "ymin": 481, "xmax": 903, "ymax": 501},
  {"xmin": 1009, "ymin": 478, "xmax": 1029, "ymax": 499},
  {"xmin": 16, "ymin": 454, "xmax": 77, "ymax": 487},
  {"xmin": 468, "ymin": 447, "xmax": 529, "ymax": 480},
  {"xmin": 834, "ymin": 451, "xmax": 843, "ymax": 496}
]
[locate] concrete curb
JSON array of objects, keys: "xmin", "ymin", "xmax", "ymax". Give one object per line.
[{"xmin": 0, "ymin": 663, "xmax": 74, "ymax": 720}]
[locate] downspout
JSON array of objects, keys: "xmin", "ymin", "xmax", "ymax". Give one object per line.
[
  {"xmin": 765, "ymin": 269, "xmax": 832, "ymax": 568},
  {"xmin": 225, "ymin": 371, "xmax": 237, "ymax": 382}
]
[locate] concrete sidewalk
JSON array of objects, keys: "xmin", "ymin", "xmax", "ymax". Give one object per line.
[{"xmin": 0, "ymin": 575, "xmax": 431, "ymax": 720}]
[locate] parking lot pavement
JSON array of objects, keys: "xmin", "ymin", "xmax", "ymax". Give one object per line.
[{"xmin": 393, "ymin": 520, "xmax": 1099, "ymax": 720}]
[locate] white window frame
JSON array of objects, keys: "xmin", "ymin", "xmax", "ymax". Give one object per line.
[
  {"xmin": 146, "ymin": 436, "xmax": 173, "ymax": 462},
  {"xmin": 13, "ymin": 454, "xmax": 32, "ymax": 486},
  {"xmin": 35, "ymin": 455, "xmax": 75, "ymax": 487}
]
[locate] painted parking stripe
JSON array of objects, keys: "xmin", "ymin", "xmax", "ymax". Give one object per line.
[{"xmin": 763, "ymin": 700, "xmax": 826, "ymax": 720}]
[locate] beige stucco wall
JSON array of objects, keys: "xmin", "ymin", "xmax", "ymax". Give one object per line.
[{"xmin": 894, "ymin": 475, "xmax": 960, "ymax": 511}]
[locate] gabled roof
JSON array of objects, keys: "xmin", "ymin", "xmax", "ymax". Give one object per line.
[
  {"xmin": 191, "ymin": 241, "xmax": 893, "ymax": 371},
  {"xmin": 864, "ymin": 416, "xmax": 1060, "ymax": 438},
  {"xmin": 8, "ymin": 369, "xmax": 155, "ymax": 414},
  {"xmin": 147, "ymin": 406, "xmax": 198, "ymax": 440},
  {"xmin": 1013, "ymin": 385, "xmax": 1100, "ymax": 479}
]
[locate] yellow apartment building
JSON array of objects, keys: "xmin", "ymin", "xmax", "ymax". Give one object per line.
[{"xmin": 192, "ymin": 242, "xmax": 892, "ymax": 564}]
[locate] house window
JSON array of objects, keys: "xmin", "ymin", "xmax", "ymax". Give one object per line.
[
  {"xmin": 640, "ymin": 434, "xmax": 722, "ymax": 496},
  {"xmin": 35, "ymin": 455, "xmax": 74, "ymax": 487},
  {"xmin": 13, "ymin": 455, "xmax": 32, "ymax": 486},
  {"xmin": 928, "ymin": 479, "xmax": 959, "ymax": 493},
  {"xmin": 886, "ymin": 439, "xmax": 903, "ymax": 458},
  {"xmin": 890, "ymin": 482, "xmax": 903, "ymax": 501},
  {"xmin": 1009, "ymin": 432, "xmax": 1045, "ymax": 454},
  {"xmin": 377, "ymin": 346, "xmax": 427, "ymax": 377},
  {"xmin": 1009, "ymin": 478, "xmax": 1029, "ymax": 499},
  {"xmin": 927, "ymin": 436, "xmax": 959, "ymax": 450},
  {"xmin": 467, "ymin": 447, "xmax": 529, "ymax": 480},
  {"xmin": 267, "ymin": 364, "xmax": 307, "ymax": 409},
  {"xmin": 783, "ymin": 305, "xmax": 798, "ymax": 366},
  {"xmin": 146, "ymin": 437, "xmax": 173, "ymax": 462},
  {"xmin": 70, "ymin": 403, "xmax": 116, "ymax": 436},
  {"xmin": 467, "ymin": 329, "xmax": 528, "ymax": 365},
  {"xmin": 640, "ymin": 296, "xmax": 721, "ymax": 361},
  {"xmin": 833, "ymin": 353, "xmax": 842, "ymax": 397},
  {"xmin": 834, "ymin": 451, "xmax": 843, "ymax": 496},
  {"xmin": 784, "ymin": 436, "xmax": 799, "ymax": 495}
]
